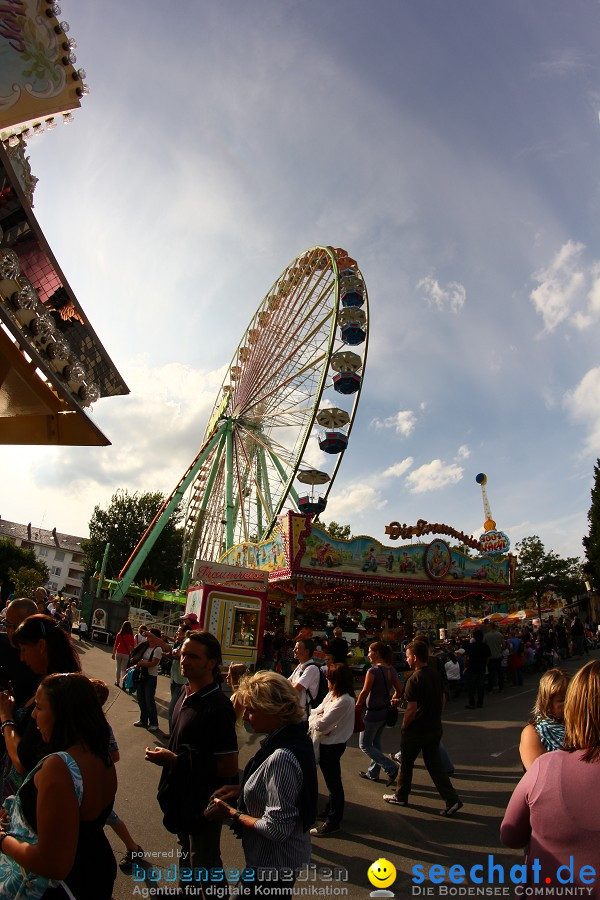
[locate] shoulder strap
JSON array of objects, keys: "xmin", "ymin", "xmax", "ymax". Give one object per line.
[
  {"xmin": 27, "ymin": 752, "xmax": 84, "ymax": 806},
  {"xmin": 378, "ymin": 666, "xmax": 392, "ymax": 708},
  {"xmin": 303, "ymin": 663, "xmax": 320, "ymax": 702},
  {"xmin": 53, "ymin": 752, "xmax": 84, "ymax": 805}
]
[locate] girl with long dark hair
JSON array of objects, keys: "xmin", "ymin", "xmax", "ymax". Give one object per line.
[{"xmin": 0, "ymin": 673, "xmax": 117, "ymax": 899}]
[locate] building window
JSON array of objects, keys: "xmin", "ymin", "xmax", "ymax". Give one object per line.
[
  {"xmin": 54, "ymin": 551, "xmax": 65, "ymax": 562},
  {"xmin": 49, "ymin": 581, "xmax": 59, "ymax": 592},
  {"xmin": 68, "ymin": 569, "xmax": 82, "ymax": 581},
  {"xmin": 51, "ymin": 566, "xmax": 62, "ymax": 577},
  {"xmin": 21, "ymin": 541, "xmax": 33, "ymax": 550},
  {"xmin": 38, "ymin": 547, "xmax": 49, "ymax": 557}
]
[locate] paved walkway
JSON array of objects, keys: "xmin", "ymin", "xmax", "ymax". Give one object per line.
[{"xmin": 74, "ymin": 640, "xmax": 596, "ymax": 899}]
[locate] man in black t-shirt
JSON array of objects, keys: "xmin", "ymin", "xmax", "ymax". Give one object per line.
[
  {"xmin": 383, "ymin": 641, "xmax": 462, "ymax": 816},
  {"xmin": 145, "ymin": 632, "xmax": 238, "ymax": 893}
]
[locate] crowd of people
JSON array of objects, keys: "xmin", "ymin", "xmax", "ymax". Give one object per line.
[{"xmin": 0, "ymin": 590, "xmax": 598, "ymax": 897}]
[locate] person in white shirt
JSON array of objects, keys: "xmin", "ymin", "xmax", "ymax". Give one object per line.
[
  {"xmin": 133, "ymin": 627, "xmax": 163, "ymax": 732},
  {"xmin": 289, "ymin": 638, "xmax": 321, "ymax": 715},
  {"xmin": 308, "ymin": 663, "xmax": 356, "ymax": 836}
]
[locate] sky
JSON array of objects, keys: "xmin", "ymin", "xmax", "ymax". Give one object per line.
[{"xmin": 2, "ymin": 0, "xmax": 600, "ymax": 565}]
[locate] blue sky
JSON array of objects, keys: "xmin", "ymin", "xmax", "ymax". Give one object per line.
[{"xmin": 2, "ymin": 0, "xmax": 600, "ymax": 563}]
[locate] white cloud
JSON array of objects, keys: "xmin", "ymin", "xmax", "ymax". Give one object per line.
[
  {"xmin": 370, "ymin": 410, "xmax": 416, "ymax": 437},
  {"xmin": 564, "ymin": 366, "xmax": 600, "ymax": 455},
  {"xmin": 405, "ymin": 459, "xmax": 464, "ymax": 494},
  {"xmin": 456, "ymin": 444, "xmax": 471, "ymax": 460},
  {"xmin": 324, "ymin": 485, "xmax": 387, "ymax": 521},
  {"xmin": 35, "ymin": 361, "xmax": 226, "ymax": 501},
  {"xmin": 530, "ymin": 240, "xmax": 586, "ymax": 333},
  {"xmin": 417, "ymin": 276, "xmax": 466, "ymax": 313},
  {"xmin": 382, "ymin": 458, "xmax": 414, "ymax": 478}
]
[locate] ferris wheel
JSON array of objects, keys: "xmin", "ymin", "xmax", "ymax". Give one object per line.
[
  {"xmin": 181, "ymin": 245, "xmax": 369, "ymax": 563},
  {"xmin": 114, "ymin": 245, "xmax": 369, "ymax": 597}
]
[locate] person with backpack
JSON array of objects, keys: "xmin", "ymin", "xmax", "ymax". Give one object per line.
[
  {"xmin": 289, "ymin": 638, "xmax": 326, "ymax": 716},
  {"xmin": 132, "ymin": 627, "xmax": 163, "ymax": 732}
]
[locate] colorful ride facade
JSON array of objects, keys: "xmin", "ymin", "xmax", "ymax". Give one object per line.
[{"xmin": 218, "ymin": 511, "xmax": 515, "ymax": 617}]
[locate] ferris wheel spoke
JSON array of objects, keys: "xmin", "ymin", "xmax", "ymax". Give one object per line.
[
  {"xmin": 238, "ymin": 261, "xmax": 333, "ymax": 392},
  {"xmin": 245, "ymin": 351, "xmax": 328, "ymax": 414},
  {"xmin": 235, "ymin": 271, "xmax": 335, "ymax": 410},
  {"xmin": 240, "ymin": 295, "xmax": 335, "ymax": 413}
]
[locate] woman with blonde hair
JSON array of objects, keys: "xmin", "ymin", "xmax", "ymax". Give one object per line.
[
  {"xmin": 226, "ymin": 663, "xmax": 249, "ymax": 748},
  {"xmin": 207, "ymin": 671, "xmax": 317, "ymax": 899},
  {"xmin": 519, "ymin": 668, "xmax": 570, "ymax": 770},
  {"xmin": 501, "ymin": 659, "xmax": 600, "ymax": 893}
]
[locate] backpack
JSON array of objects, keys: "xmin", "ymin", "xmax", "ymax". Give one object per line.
[{"xmin": 305, "ymin": 663, "xmax": 328, "ymax": 710}]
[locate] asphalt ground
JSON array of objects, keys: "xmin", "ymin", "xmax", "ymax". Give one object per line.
[{"xmin": 73, "ymin": 641, "xmax": 598, "ymax": 900}]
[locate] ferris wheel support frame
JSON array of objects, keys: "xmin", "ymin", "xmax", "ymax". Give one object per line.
[{"xmin": 110, "ymin": 421, "xmax": 227, "ymax": 604}]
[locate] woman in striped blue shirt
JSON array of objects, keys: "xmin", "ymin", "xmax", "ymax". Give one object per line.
[{"xmin": 208, "ymin": 671, "xmax": 317, "ymax": 898}]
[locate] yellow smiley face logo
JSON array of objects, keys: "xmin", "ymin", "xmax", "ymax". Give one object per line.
[{"xmin": 368, "ymin": 858, "xmax": 397, "ymax": 889}]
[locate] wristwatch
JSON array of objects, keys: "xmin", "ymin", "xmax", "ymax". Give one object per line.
[{"xmin": 231, "ymin": 810, "xmax": 242, "ymax": 824}]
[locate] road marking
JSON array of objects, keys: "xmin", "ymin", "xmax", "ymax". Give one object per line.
[{"xmin": 491, "ymin": 744, "xmax": 518, "ymax": 757}]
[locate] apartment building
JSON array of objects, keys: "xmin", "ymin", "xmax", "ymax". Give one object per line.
[{"xmin": 0, "ymin": 518, "xmax": 87, "ymax": 600}]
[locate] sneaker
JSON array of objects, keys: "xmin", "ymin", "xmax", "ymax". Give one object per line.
[
  {"xmin": 148, "ymin": 724, "xmax": 159, "ymax": 732},
  {"xmin": 440, "ymin": 800, "xmax": 463, "ymax": 817},
  {"xmin": 391, "ymin": 751, "xmax": 402, "ymax": 763},
  {"xmin": 384, "ymin": 769, "xmax": 398, "ymax": 787},
  {"xmin": 383, "ymin": 794, "xmax": 407, "ymax": 806},
  {"xmin": 310, "ymin": 822, "xmax": 340, "ymax": 836},
  {"xmin": 133, "ymin": 721, "xmax": 147, "ymax": 728},
  {"xmin": 359, "ymin": 771, "xmax": 380, "ymax": 782},
  {"xmin": 119, "ymin": 846, "xmax": 144, "ymax": 873}
]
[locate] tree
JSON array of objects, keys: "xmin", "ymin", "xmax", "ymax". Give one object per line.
[
  {"xmin": 323, "ymin": 521, "xmax": 353, "ymax": 540},
  {"xmin": 583, "ymin": 458, "xmax": 600, "ymax": 589},
  {"xmin": 10, "ymin": 566, "xmax": 46, "ymax": 599},
  {"xmin": 514, "ymin": 535, "xmax": 583, "ymax": 618},
  {"xmin": 82, "ymin": 490, "xmax": 184, "ymax": 590},
  {"xmin": 0, "ymin": 537, "xmax": 49, "ymax": 600}
]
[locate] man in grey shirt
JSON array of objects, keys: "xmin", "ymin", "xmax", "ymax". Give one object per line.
[{"xmin": 484, "ymin": 622, "xmax": 505, "ymax": 692}]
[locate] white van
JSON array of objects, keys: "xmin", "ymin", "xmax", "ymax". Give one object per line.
[{"xmin": 128, "ymin": 607, "xmax": 154, "ymax": 624}]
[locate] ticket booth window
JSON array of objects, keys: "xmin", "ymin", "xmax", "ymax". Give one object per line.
[{"xmin": 231, "ymin": 609, "xmax": 259, "ymax": 648}]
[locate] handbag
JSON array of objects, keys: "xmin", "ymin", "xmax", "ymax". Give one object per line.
[
  {"xmin": 0, "ymin": 752, "xmax": 82, "ymax": 899},
  {"xmin": 385, "ymin": 707, "xmax": 399, "ymax": 728},
  {"xmin": 353, "ymin": 705, "xmax": 365, "ymax": 733}
]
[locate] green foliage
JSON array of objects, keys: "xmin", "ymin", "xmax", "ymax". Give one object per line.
[
  {"xmin": 323, "ymin": 521, "xmax": 352, "ymax": 540},
  {"xmin": 514, "ymin": 535, "xmax": 583, "ymax": 613},
  {"xmin": 82, "ymin": 490, "xmax": 184, "ymax": 590},
  {"xmin": 9, "ymin": 566, "xmax": 45, "ymax": 599},
  {"xmin": 583, "ymin": 458, "xmax": 600, "ymax": 589},
  {"xmin": 0, "ymin": 538, "xmax": 49, "ymax": 595}
]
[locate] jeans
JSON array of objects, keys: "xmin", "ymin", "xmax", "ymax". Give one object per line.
[
  {"xmin": 137, "ymin": 675, "xmax": 159, "ymax": 727},
  {"xmin": 395, "ymin": 728, "xmax": 460, "ymax": 806},
  {"xmin": 359, "ymin": 719, "xmax": 398, "ymax": 779},
  {"xmin": 466, "ymin": 672, "xmax": 486, "ymax": 707},
  {"xmin": 319, "ymin": 742, "xmax": 347, "ymax": 826},
  {"xmin": 114, "ymin": 652, "xmax": 129, "ymax": 686}
]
